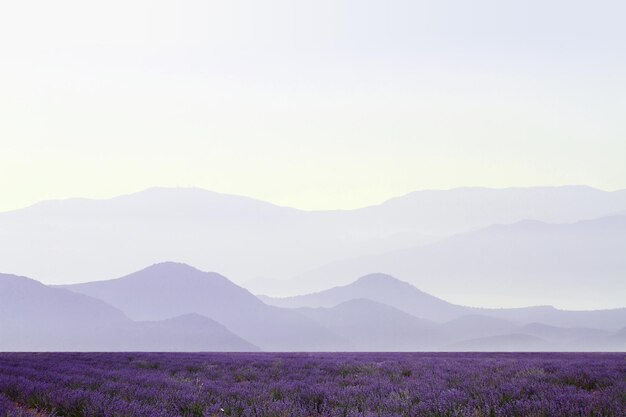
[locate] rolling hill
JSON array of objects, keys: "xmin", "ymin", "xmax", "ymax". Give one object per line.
[
  {"xmin": 261, "ymin": 273, "xmax": 626, "ymax": 331},
  {"xmin": 3, "ymin": 265, "xmax": 625, "ymax": 351},
  {"xmin": 63, "ymin": 262, "xmax": 345, "ymax": 351},
  {"xmin": 261, "ymin": 273, "xmax": 465, "ymax": 321},
  {"xmin": 0, "ymin": 272, "xmax": 256, "ymax": 351},
  {"xmin": 295, "ymin": 299, "xmax": 436, "ymax": 351}
]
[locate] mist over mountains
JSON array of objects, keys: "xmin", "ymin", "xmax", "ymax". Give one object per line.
[
  {"xmin": 288, "ymin": 215, "xmax": 626, "ymax": 307},
  {"xmin": 0, "ymin": 270, "xmax": 256, "ymax": 351},
  {"xmin": 62, "ymin": 263, "xmax": 345, "ymax": 351},
  {"xmin": 0, "ymin": 185, "xmax": 625, "ymax": 308},
  {"xmin": 1, "ymin": 263, "xmax": 624, "ymax": 352},
  {"xmin": 0, "ymin": 185, "xmax": 625, "ymax": 351}
]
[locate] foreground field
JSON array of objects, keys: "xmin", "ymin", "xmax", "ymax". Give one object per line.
[{"xmin": 0, "ymin": 353, "xmax": 624, "ymax": 417}]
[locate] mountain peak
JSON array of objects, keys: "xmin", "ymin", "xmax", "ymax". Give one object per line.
[
  {"xmin": 126, "ymin": 262, "xmax": 236, "ymax": 287},
  {"xmin": 353, "ymin": 273, "xmax": 414, "ymax": 290},
  {"xmin": 354, "ymin": 273, "xmax": 402, "ymax": 284},
  {"xmin": 143, "ymin": 261, "xmax": 200, "ymax": 273},
  {"xmin": 161, "ymin": 312, "xmax": 215, "ymax": 325},
  {"xmin": 67, "ymin": 262, "xmax": 233, "ymax": 290}
]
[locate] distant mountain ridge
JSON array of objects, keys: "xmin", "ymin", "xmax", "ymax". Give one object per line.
[
  {"xmin": 283, "ymin": 215, "xmax": 626, "ymax": 308},
  {"xmin": 294, "ymin": 299, "xmax": 436, "ymax": 351},
  {"xmin": 0, "ymin": 272, "xmax": 256, "ymax": 351},
  {"xmin": 1, "ymin": 185, "xmax": 625, "ymax": 307},
  {"xmin": 260, "ymin": 273, "xmax": 465, "ymax": 321},
  {"xmin": 3, "ymin": 264, "xmax": 625, "ymax": 351},
  {"xmin": 62, "ymin": 262, "xmax": 346, "ymax": 351},
  {"xmin": 261, "ymin": 272, "xmax": 626, "ymax": 331}
]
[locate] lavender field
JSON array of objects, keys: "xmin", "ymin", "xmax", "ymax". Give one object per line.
[{"xmin": 0, "ymin": 353, "xmax": 624, "ymax": 417}]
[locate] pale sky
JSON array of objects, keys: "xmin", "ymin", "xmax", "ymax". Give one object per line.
[{"xmin": 1, "ymin": 0, "xmax": 625, "ymax": 211}]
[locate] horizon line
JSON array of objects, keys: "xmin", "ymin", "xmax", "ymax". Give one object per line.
[{"xmin": 2, "ymin": 184, "xmax": 624, "ymax": 215}]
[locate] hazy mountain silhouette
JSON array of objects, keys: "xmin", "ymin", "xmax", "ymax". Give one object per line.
[
  {"xmin": 0, "ymin": 273, "xmax": 256, "ymax": 351},
  {"xmin": 262, "ymin": 273, "xmax": 626, "ymax": 331},
  {"xmin": 608, "ymin": 327, "xmax": 626, "ymax": 344},
  {"xmin": 449, "ymin": 334, "xmax": 549, "ymax": 351},
  {"xmin": 433, "ymin": 318, "xmax": 622, "ymax": 351},
  {"xmin": 295, "ymin": 299, "xmax": 436, "ymax": 351},
  {"xmin": 0, "ymin": 272, "xmax": 127, "ymax": 326},
  {"xmin": 352, "ymin": 186, "xmax": 626, "ymax": 236},
  {"xmin": 481, "ymin": 306, "xmax": 626, "ymax": 331},
  {"xmin": 261, "ymin": 273, "xmax": 465, "ymax": 321},
  {"xmin": 445, "ymin": 327, "xmax": 625, "ymax": 352},
  {"xmin": 568, "ymin": 326, "xmax": 626, "ymax": 351},
  {"xmin": 111, "ymin": 314, "xmax": 258, "ymax": 352},
  {"xmin": 63, "ymin": 262, "xmax": 344, "ymax": 351},
  {"xmin": 0, "ymin": 187, "xmax": 433, "ymax": 288},
  {"xmin": 2, "ymin": 186, "xmax": 625, "ymax": 303},
  {"xmin": 517, "ymin": 323, "xmax": 609, "ymax": 344},
  {"xmin": 285, "ymin": 215, "xmax": 626, "ymax": 308},
  {"xmin": 435, "ymin": 315, "xmax": 517, "ymax": 343},
  {"xmin": 3, "ymin": 265, "xmax": 625, "ymax": 351}
]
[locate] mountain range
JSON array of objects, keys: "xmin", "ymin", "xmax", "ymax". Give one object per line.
[
  {"xmin": 1, "ymin": 186, "xmax": 625, "ymax": 308},
  {"xmin": 283, "ymin": 215, "xmax": 626, "ymax": 308},
  {"xmin": 1, "ymin": 262, "xmax": 624, "ymax": 352},
  {"xmin": 1, "ymin": 185, "xmax": 625, "ymax": 351},
  {"xmin": 0, "ymin": 271, "xmax": 256, "ymax": 351},
  {"xmin": 61, "ymin": 262, "xmax": 344, "ymax": 351},
  {"xmin": 261, "ymin": 273, "xmax": 626, "ymax": 330}
]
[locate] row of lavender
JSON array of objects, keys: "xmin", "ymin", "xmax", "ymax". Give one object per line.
[
  {"xmin": 0, "ymin": 353, "xmax": 624, "ymax": 417},
  {"xmin": 0, "ymin": 393, "xmax": 51, "ymax": 417}
]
